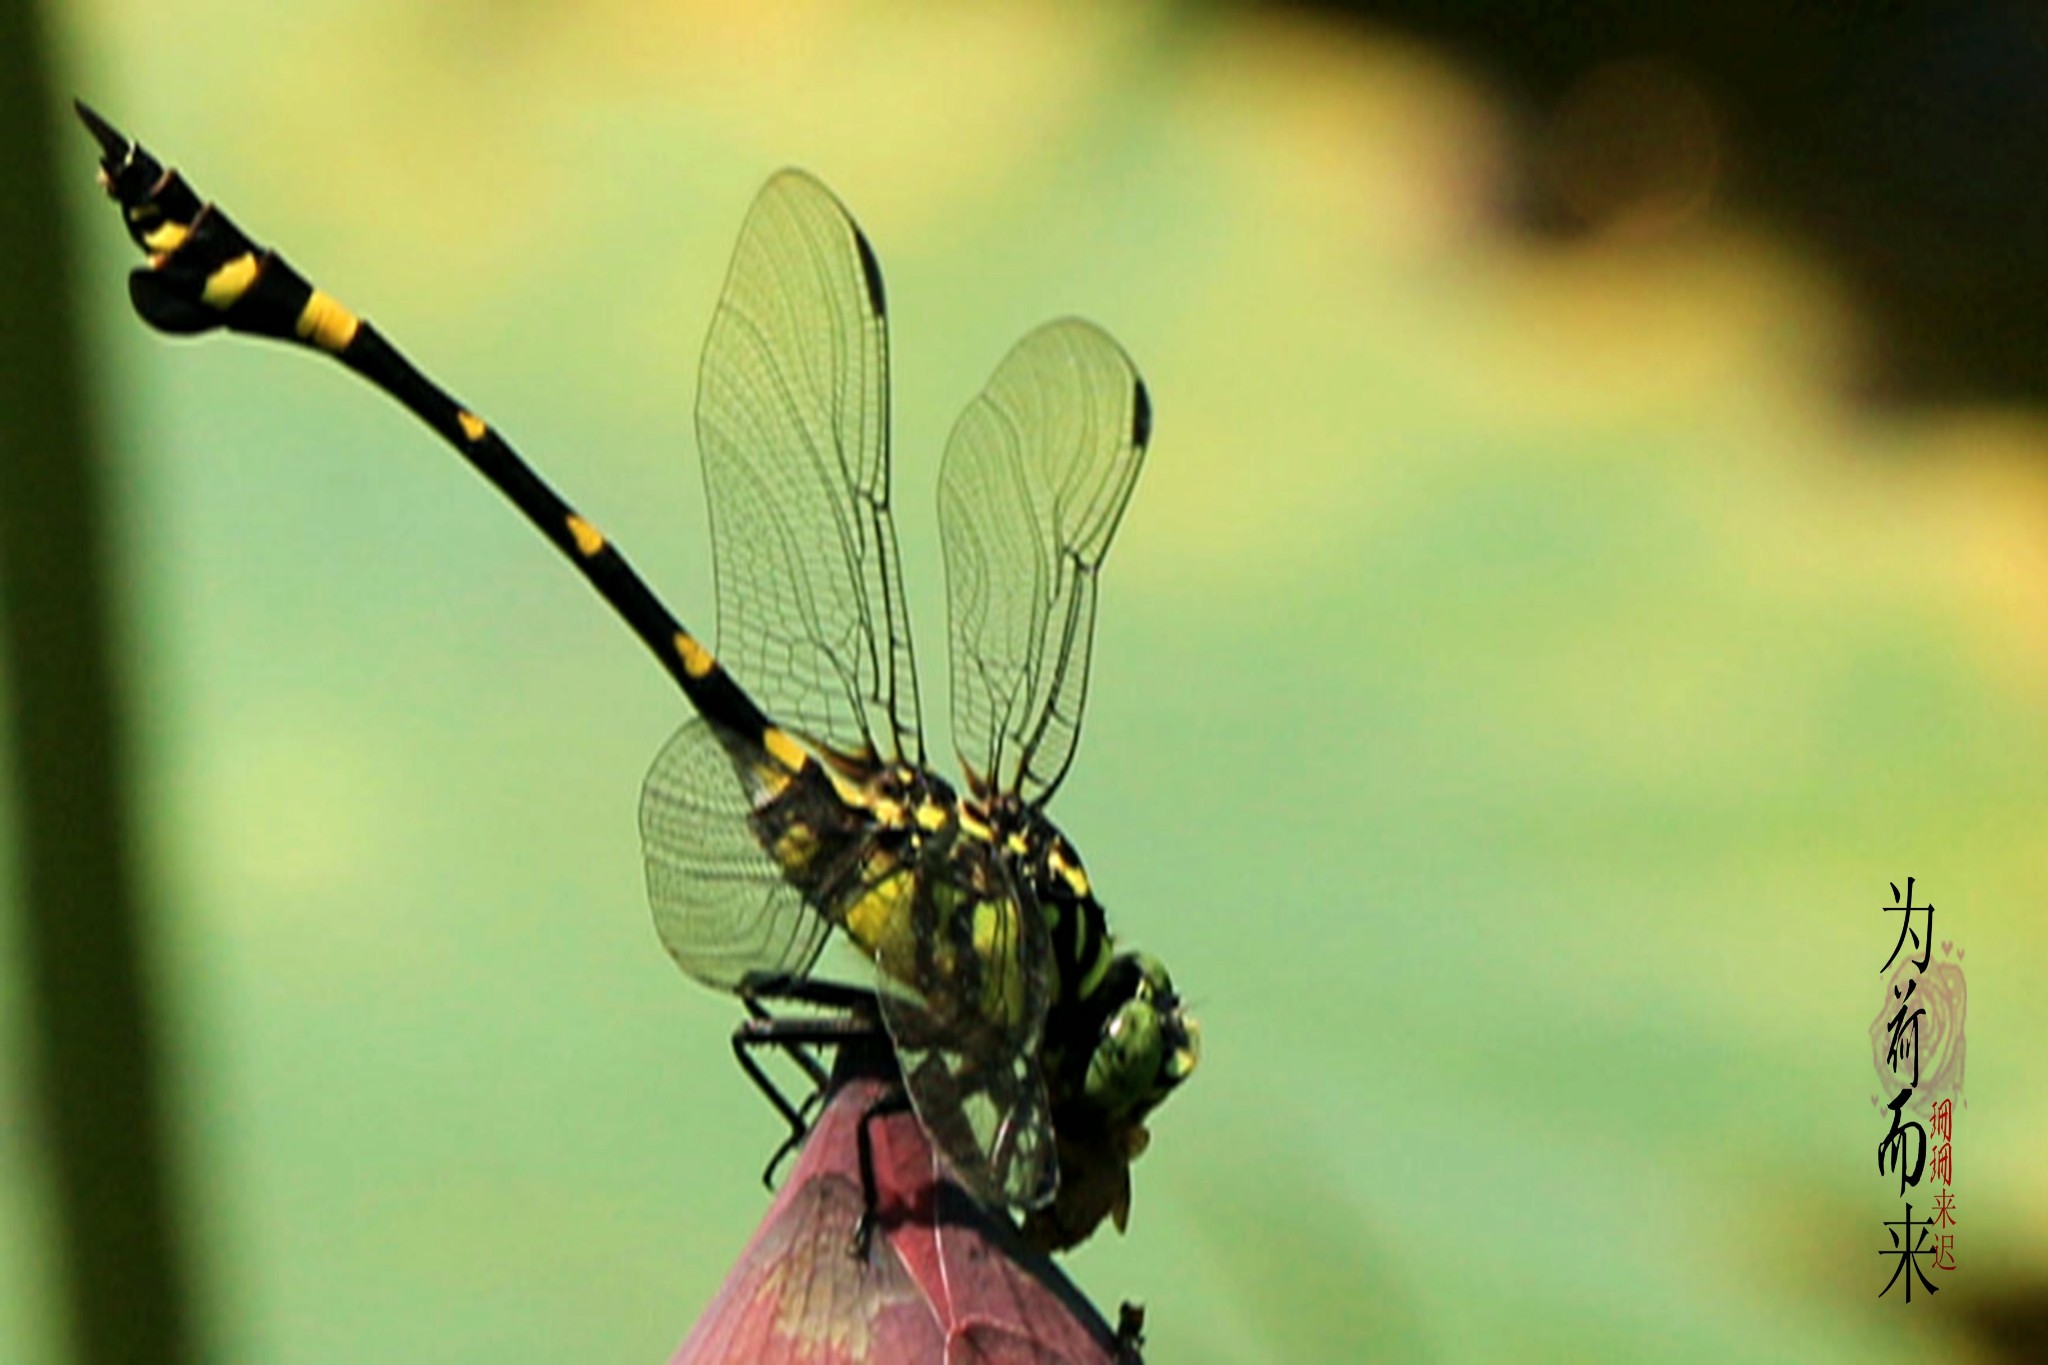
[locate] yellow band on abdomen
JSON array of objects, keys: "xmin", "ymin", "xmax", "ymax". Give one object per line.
[
  {"xmin": 295, "ymin": 289, "xmax": 361, "ymax": 353},
  {"xmin": 200, "ymin": 254, "xmax": 260, "ymax": 308}
]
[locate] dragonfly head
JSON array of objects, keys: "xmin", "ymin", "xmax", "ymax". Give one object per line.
[
  {"xmin": 1083, "ymin": 951, "xmax": 1199, "ymax": 1122},
  {"xmin": 1023, "ymin": 950, "xmax": 1197, "ymax": 1251}
]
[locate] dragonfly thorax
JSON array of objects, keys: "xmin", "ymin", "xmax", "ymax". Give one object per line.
[{"xmin": 824, "ymin": 756, "xmax": 960, "ymax": 847}]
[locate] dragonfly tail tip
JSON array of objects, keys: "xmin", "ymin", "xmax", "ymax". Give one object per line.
[{"xmin": 72, "ymin": 99, "xmax": 129, "ymax": 162}]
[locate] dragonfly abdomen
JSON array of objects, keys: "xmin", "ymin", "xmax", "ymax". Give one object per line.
[{"xmin": 76, "ymin": 103, "xmax": 819, "ymax": 775}]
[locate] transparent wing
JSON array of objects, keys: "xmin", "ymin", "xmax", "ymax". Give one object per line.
[
  {"xmin": 939, "ymin": 319, "xmax": 1151, "ymax": 804},
  {"xmin": 698, "ymin": 170, "xmax": 923, "ymax": 766},
  {"xmin": 640, "ymin": 718, "xmax": 832, "ymax": 991},
  {"xmin": 872, "ymin": 855, "xmax": 1057, "ymax": 1210}
]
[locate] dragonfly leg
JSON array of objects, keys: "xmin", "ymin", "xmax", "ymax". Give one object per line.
[
  {"xmin": 851, "ymin": 1088, "xmax": 915, "ymax": 1259},
  {"xmin": 743, "ymin": 994, "xmax": 831, "ymax": 1091},
  {"xmin": 739, "ymin": 970, "xmax": 883, "ymax": 1016},
  {"xmin": 734, "ymin": 1008, "xmax": 889, "ymax": 1188},
  {"xmin": 730, "ymin": 1026, "xmax": 810, "ymax": 1185}
]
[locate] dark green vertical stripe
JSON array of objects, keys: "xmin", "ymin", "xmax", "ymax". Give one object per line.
[{"xmin": 1, "ymin": 61, "xmax": 197, "ymax": 1365}]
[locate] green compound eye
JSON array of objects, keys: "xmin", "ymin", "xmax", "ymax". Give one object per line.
[
  {"xmin": 1083, "ymin": 951, "xmax": 1199, "ymax": 1118},
  {"xmin": 1087, "ymin": 994, "xmax": 1168, "ymax": 1115}
]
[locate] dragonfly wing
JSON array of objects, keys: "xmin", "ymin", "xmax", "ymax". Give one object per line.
[
  {"xmin": 870, "ymin": 857, "xmax": 1058, "ymax": 1210},
  {"xmin": 888, "ymin": 1027, "xmax": 1056, "ymax": 1212},
  {"xmin": 938, "ymin": 318, "xmax": 1151, "ymax": 805},
  {"xmin": 942, "ymin": 321, "xmax": 1155, "ymax": 806},
  {"xmin": 641, "ymin": 718, "xmax": 832, "ymax": 991},
  {"xmin": 697, "ymin": 170, "xmax": 924, "ymax": 767}
]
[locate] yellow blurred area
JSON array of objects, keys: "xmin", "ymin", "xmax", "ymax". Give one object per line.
[{"xmin": 10, "ymin": 1, "xmax": 2043, "ymax": 1360}]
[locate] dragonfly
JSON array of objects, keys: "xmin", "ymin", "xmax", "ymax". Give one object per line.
[{"xmin": 76, "ymin": 103, "xmax": 1197, "ymax": 1250}]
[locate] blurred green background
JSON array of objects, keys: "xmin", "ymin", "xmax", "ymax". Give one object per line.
[{"xmin": 7, "ymin": 1, "xmax": 2045, "ymax": 1360}]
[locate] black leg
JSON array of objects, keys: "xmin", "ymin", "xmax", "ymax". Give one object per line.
[
  {"xmin": 744, "ymin": 995, "xmax": 830, "ymax": 1091},
  {"xmin": 851, "ymin": 1088, "xmax": 915, "ymax": 1258},
  {"xmin": 732, "ymin": 1005, "xmax": 890, "ymax": 1189},
  {"xmin": 739, "ymin": 971, "xmax": 884, "ymax": 1016},
  {"xmin": 731, "ymin": 1025, "xmax": 811, "ymax": 1184}
]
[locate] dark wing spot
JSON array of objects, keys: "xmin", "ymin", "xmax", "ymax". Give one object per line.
[
  {"xmin": 853, "ymin": 227, "xmax": 887, "ymax": 317},
  {"xmin": 1131, "ymin": 379, "xmax": 1152, "ymax": 449}
]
